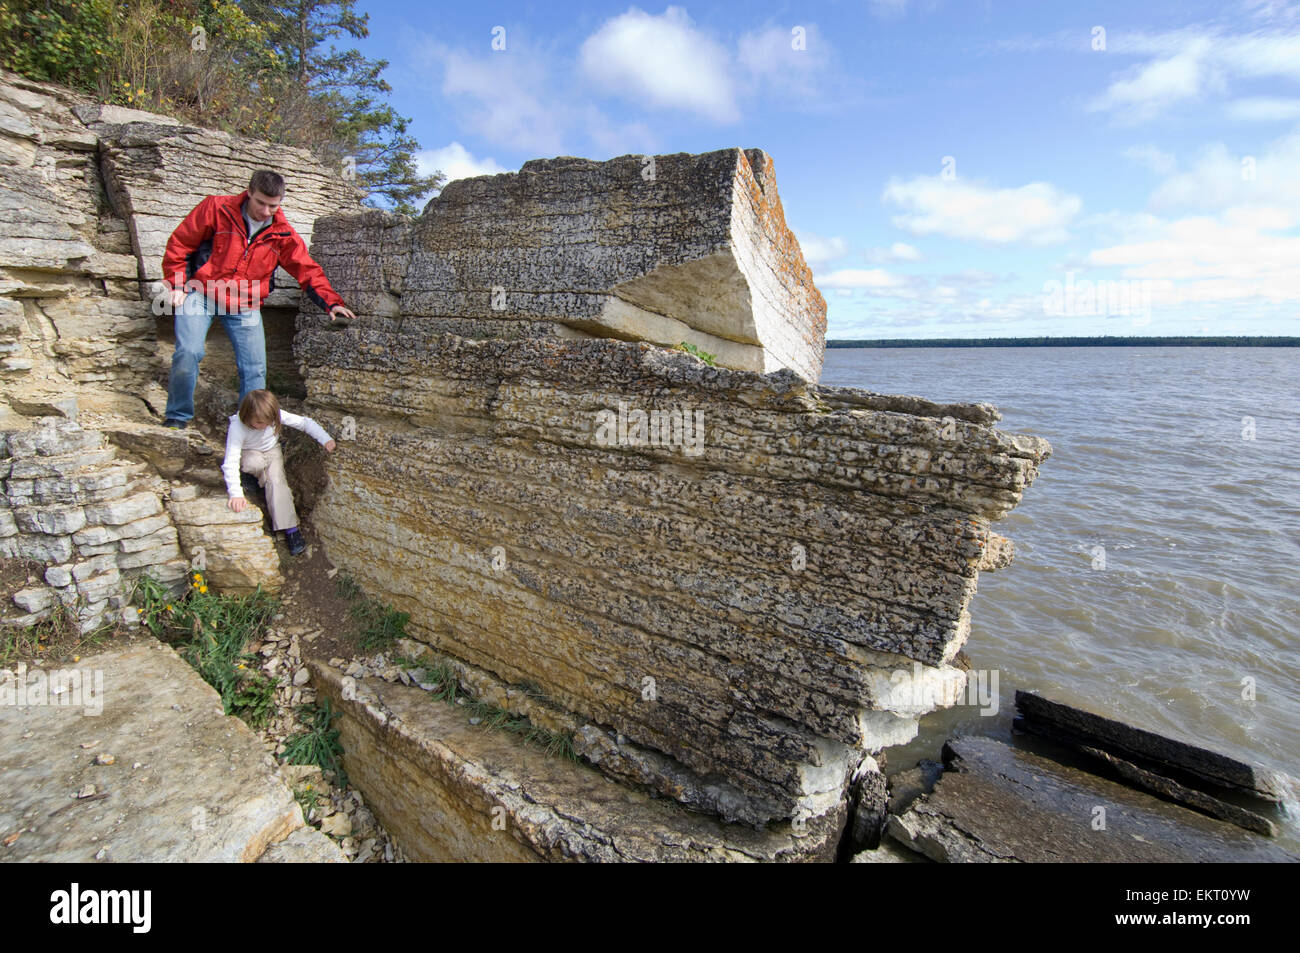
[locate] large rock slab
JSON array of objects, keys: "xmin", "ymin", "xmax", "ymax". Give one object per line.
[
  {"xmin": 886, "ymin": 736, "xmax": 1296, "ymax": 863},
  {"xmin": 295, "ymin": 328, "xmax": 1050, "ymax": 826},
  {"xmin": 305, "ymin": 148, "xmax": 827, "ymax": 380},
  {"xmin": 0, "ymin": 638, "xmax": 310, "ymax": 862},
  {"xmin": 309, "ymin": 659, "xmax": 846, "ymax": 862}
]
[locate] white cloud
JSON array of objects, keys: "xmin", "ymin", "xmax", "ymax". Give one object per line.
[
  {"xmin": 1089, "ymin": 38, "xmax": 1219, "ymax": 120},
  {"xmin": 412, "ymin": 34, "xmax": 662, "ymax": 157},
  {"xmin": 882, "ymin": 175, "xmax": 1082, "ymax": 244},
  {"xmin": 1147, "ymin": 132, "xmax": 1300, "ymax": 214},
  {"xmin": 815, "ymin": 268, "xmax": 907, "ymax": 289},
  {"xmin": 1123, "ymin": 144, "xmax": 1178, "ymax": 175},
  {"xmin": 1084, "ymin": 129, "xmax": 1300, "ymax": 311},
  {"xmin": 415, "ymin": 143, "xmax": 511, "ymax": 189},
  {"xmin": 1090, "ymin": 31, "xmax": 1300, "ymax": 121},
  {"xmin": 736, "ymin": 23, "xmax": 832, "ymax": 101},
  {"xmin": 578, "ymin": 7, "xmax": 739, "ymax": 122},
  {"xmin": 791, "ymin": 229, "xmax": 849, "ymax": 266},
  {"xmin": 865, "ymin": 242, "xmax": 923, "ymax": 263},
  {"xmin": 1087, "ymin": 213, "xmax": 1300, "ymax": 305},
  {"xmin": 438, "ymin": 44, "xmax": 569, "ymax": 154}
]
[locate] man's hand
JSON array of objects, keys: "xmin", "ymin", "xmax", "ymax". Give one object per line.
[
  {"xmin": 171, "ymin": 288, "xmax": 187, "ymax": 310},
  {"xmin": 324, "ymin": 439, "xmax": 336, "ymax": 452},
  {"xmin": 329, "ymin": 304, "xmax": 356, "ymax": 323},
  {"xmin": 228, "ymin": 496, "xmax": 247, "ymax": 513}
]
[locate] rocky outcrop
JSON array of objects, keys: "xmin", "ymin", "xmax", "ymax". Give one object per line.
[
  {"xmin": 0, "ymin": 413, "xmax": 282, "ymax": 631},
  {"xmin": 0, "ymin": 68, "xmax": 362, "ymax": 611},
  {"xmin": 1, "ymin": 415, "xmax": 189, "ymax": 630},
  {"xmin": 305, "ymin": 149, "xmax": 826, "ymax": 381},
  {"xmin": 0, "ymin": 70, "xmax": 1070, "ymax": 861},
  {"xmin": 0, "ymin": 67, "xmax": 362, "ymax": 418},
  {"xmin": 293, "ymin": 310, "xmax": 1050, "ymax": 843}
]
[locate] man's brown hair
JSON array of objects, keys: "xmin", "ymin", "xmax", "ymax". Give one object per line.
[
  {"xmin": 238, "ymin": 389, "xmax": 283, "ymax": 437},
  {"xmin": 248, "ymin": 169, "xmax": 285, "ymax": 198}
]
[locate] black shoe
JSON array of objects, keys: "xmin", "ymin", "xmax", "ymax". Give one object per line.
[
  {"xmin": 284, "ymin": 529, "xmax": 306, "ymax": 556},
  {"xmin": 163, "ymin": 418, "xmax": 187, "ymax": 430}
]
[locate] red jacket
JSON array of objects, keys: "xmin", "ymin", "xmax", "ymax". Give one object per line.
[{"xmin": 161, "ymin": 191, "xmax": 345, "ymax": 315}]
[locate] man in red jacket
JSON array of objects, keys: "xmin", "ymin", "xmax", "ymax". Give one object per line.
[{"xmin": 159, "ymin": 169, "xmax": 356, "ymax": 429}]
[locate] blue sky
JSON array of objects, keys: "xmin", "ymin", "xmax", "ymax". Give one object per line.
[{"xmin": 343, "ymin": 0, "xmax": 1300, "ymax": 338}]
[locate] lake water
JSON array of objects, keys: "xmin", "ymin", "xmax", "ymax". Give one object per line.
[{"xmin": 821, "ymin": 347, "xmax": 1300, "ymax": 850}]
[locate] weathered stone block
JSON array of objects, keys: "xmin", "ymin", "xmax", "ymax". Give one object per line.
[
  {"xmin": 308, "ymin": 149, "xmax": 826, "ymax": 380},
  {"xmin": 14, "ymin": 503, "xmax": 85, "ymax": 535},
  {"xmin": 82, "ymin": 490, "xmax": 162, "ymax": 526},
  {"xmin": 295, "ymin": 328, "xmax": 1050, "ymax": 825}
]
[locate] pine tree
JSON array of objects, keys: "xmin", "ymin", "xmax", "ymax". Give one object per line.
[{"xmin": 242, "ymin": 0, "xmax": 443, "ymax": 214}]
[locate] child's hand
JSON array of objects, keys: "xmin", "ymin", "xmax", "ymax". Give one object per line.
[
  {"xmin": 324, "ymin": 439, "xmax": 336, "ymax": 452},
  {"xmin": 228, "ymin": 496, "xmax": 247, "ymax": 513}
]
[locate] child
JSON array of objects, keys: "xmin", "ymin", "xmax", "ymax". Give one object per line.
[{"xmin": 224, "ymin": 388, "xmax": 335, "ymax": 555}]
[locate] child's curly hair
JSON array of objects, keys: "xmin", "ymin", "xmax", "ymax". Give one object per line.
[{"xmin": 238, "ymin": 388, "xmax": 283, "ymax": 437}]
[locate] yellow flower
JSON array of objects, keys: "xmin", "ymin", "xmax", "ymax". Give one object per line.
[
  {"xmin": 166, "ymin": 604, "xmax": 174, "ymax": 612},
  {"xmin": 72, "ymin": 655, "xmax": 80, "ymax": 663},
  {"xmin": 198, "ymin": 585, "xmax": 208, "ymax": 594},
  {"xmin": 136, "ymin": 608, "xmax": 143, "ymax": 614}
]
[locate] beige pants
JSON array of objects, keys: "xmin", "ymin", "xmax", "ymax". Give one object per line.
[{"xmin": 240, "ymin": 443, "xmax": 298, "ymax": 531}]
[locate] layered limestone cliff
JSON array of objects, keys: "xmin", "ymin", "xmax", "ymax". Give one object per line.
[
  {"xmin": 0, "ymin": 69, "xmax": 363, "ymax": 626},
  {"xmin": 293, "ymin": 158, "xmax": 1050, "ymax": 849}
]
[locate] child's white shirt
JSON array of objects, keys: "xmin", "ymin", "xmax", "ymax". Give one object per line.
[{"xmin": 223, "ymin": 409, "xmax": 331, "ymax": 498}]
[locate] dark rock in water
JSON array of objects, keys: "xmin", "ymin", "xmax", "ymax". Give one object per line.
[
  {"xmin": 1014, "ymin": 690, "xmax": 1291, "ymax": 802},
  {"xmin": 1075, "ymin": 744, "xmax": 1278, "ymax": 837},
  {"xmin": 886, "ymin": 736, "xmax": 1297, "ymax": 863}
]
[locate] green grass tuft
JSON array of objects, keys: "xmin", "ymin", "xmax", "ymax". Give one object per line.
[
  {"xmin": 131, "ymin": 571, "xmax": 279, "ymax": 728},
  {"xmin": 281, "ymin": 697, "xmax": 347, "ymax": 787}
]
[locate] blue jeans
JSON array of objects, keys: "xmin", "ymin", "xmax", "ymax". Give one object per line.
[{"xmin": 164, "ymin": 290, "xmax": 266, "ymax": 423}]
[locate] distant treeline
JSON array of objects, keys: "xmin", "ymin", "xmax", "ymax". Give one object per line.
[{"xmin": 827, "ymin": 336, "xmax": 1300, "ymax": 348}]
